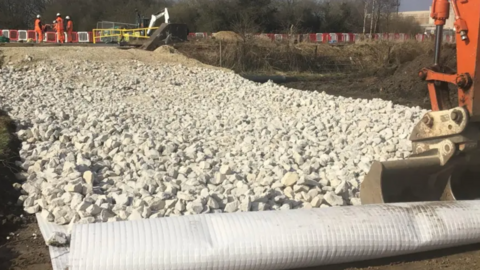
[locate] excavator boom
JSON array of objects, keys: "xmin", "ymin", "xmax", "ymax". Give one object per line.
[
  {"xmin": 361, "ymin": 0, "xmax": 480, "ymax": 204},
  {"xmin": 147, "ymin": 8, "xmax": 170, "ymax": 36}
]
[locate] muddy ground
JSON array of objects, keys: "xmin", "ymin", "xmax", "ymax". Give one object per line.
[
  {"xmin": 1, "ymin": 45, "xmax": 479, "ymax": 270},
  {"xmin": 0, "ymin": 111, "xmax": 51, "ymax": 270}
]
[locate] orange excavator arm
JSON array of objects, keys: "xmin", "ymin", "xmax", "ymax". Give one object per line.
[
  {"xmin": 423, "ymin": 0, "xmax": 472, "ymax": 113},
  {"xmin": 361, "ymin": 0, "xmax": 480, "ymax": 204}
]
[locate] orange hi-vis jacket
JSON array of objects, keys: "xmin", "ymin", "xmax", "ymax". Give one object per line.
[
  {"xmin": 34, "ymin": 18, "xmax": 42, "ymax": 31},
  {"xmin": 56, "ymin": 17, "xmax": 64, "ymax": 31},
  {"xmin": 67, "ymin": 20, "xmax": 73, "ymax": 32}
]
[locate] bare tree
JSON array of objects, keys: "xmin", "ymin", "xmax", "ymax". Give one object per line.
[
  {"xmin": 0, "ymin": 0, "xmax": 49, "ymax": 28},
  {"xmin": 369, "ymin": 0, "xmax": 375, "ymax": 36},
  {"xmin": 362, "ymin": 0, "xmax": 369, "ymax": 35},
  {"xmin": 231, "ymin": 12, "xmax": 260, "ymax": 37},
  {"xmin": 0, "ymin": 0, "xmax": 420, "ymax": 35}
]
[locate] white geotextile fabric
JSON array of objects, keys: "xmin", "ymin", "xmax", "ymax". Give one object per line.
[
  {"xmin": 35, "ymin": 213, "xmax": 70, "ymax": 270},
  {"xmin": 67, "ymin": 201, "xmax": 480, "ymax": 270}
]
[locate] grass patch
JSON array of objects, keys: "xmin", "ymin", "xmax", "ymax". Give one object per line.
[{"xmin": 175, "ymin": 38, "xmax": 435, "ymax": 76}]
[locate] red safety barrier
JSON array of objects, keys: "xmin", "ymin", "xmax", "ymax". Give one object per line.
[
  {"xmin": 335, "ymin": 33, "xmax": 343, "ymax": 42},
  {"xmin": 27, "ymin": 30, "xmax": 36, "ymax": 40},
  {"xmin": 71, "ymin": 32, "xmax": 79, "ymax": 43},
  {"xmin": 416, "ymin": 34, "xmax": 425, "ymax": 42},
  {"xmin": 0, "ymin": 29, "xmax": 459, "ymax": 44},
  {"xmin": 322, "ymin": 33, "xmax": 329, "ymax": 43},
  {"xmin": 9, "ymin": 30, "xmax": 18, "ymax": 41},
  {"xmin": 45, "ymin": 32, "xmax": 57, "ymax": 43},
  {"xmin": 328, "ymin": 33, "xmax": 337, "ymax": 43},
  {"xmin": 1, "ymin": 30, "xmax": 8, "ymax": 39},
  {"xmin": 349, "ymin": 33, "xmax": 354, "ymax": 42},
  {"xmin": 314, "ymin": 33, "xmax": 326, "ymax": 43},
  {"xmin": 94, "ymin": 30, "xmax": 102, "ymax": 43}
]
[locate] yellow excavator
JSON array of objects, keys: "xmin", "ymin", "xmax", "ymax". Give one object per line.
[{"xmin": 361, "ymin": 0, "xmax": 480, "ymax": 204}]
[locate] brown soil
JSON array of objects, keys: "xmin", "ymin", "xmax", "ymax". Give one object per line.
[
  {"xmin": 283, "ymin": 44, "xmax": 458, "ymax": 110},
  {"xmin": 212, "ymin": 31, "xmax": 244, "ymax": 42},
  {"xmin": 0, "ymin": 216, "xmax": 51, "ymax": 270},
  {"xmin": 0, "ymin": 110, "xmax": 51, "ymax": 270}
]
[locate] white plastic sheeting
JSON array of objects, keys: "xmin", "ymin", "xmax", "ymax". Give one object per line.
[
  {"xmin": 36, "ymin": 213, "xmax": 70, "ymax": 270},
  {"xmin": 64, "ymin": 201, "xmax": 480, "ymax": 270}
]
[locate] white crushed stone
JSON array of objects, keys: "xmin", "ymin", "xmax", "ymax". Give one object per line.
[
  {"xmin": 0, "ymin": 60, "xmax": 426, "ymax": 225},
  {"xmin": 46, "ymin": 231, "xmax": 69, "ymax": 247}
]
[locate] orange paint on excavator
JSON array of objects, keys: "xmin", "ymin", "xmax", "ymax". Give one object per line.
[{"xmin": 361, "ymin": 0, "xmax": 480, "ymax": 204}]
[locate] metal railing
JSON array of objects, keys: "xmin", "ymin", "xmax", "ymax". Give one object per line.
[
  {"xmin": 96, "ymin": 21, "xmax": 137, "ymax": 30},
  {"xmin": 92, "ymin": 27, "xmax": 159, "ymax": 44}
]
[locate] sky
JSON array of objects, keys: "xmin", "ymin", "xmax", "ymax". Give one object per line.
[{"xmin": 399, "ymin": 0, "xmax": 431, "ymax": 12}]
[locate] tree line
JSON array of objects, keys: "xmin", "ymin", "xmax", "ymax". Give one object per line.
[{"xmin": 0, "ymin": 0, "xmax": 422, "ymax": 34}]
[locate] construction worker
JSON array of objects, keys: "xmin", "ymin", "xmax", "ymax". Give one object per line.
[
  {"xmin": 66, "ymin": 16, "xmax": 73, "ymax": 43},
  {"xmin": 56, "ymin": 13, "xmax": 65, "ymax": 43},
  {"xmin": 34, "ymin": 15, "xmax": 43, "ymax": 43}
]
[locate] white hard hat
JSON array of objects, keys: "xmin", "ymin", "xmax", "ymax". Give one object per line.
[
  {"xmin": 56, "ymin": 13, "xmax": 61, "ymax": 16},
  {"xmin": 37, "ymin": 15, "xmax": 41, "ymax": 18},
  {"xmin": 66, "ymin": 16, "xmax": 70, "ymax": 19}
]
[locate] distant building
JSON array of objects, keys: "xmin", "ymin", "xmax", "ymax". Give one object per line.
[{"xmin": 398, "ymin": 6, "xmax": 455, "ymax": 33}]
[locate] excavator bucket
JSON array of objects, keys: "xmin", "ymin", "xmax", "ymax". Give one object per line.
[
  {"xmin": 139, "ymin": 23, "xmax": 188, "ymax": 51},
  {"xmin": 360, "ymin": 150, "xmax": 480, "ymax": 205},
  {"xmin": 360, "ymin": 152, "xmax": 454, "ymax": 204},
  {"xmin": 360, "ymin": 107, "xmax": 480, "ymax": 204}
]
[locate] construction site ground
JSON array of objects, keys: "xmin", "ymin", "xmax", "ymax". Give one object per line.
[{"xmin": 0, "ymin": 46, "xmax": 479, "ymax": 270}]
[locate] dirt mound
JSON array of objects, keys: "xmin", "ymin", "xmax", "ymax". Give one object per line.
[
  {"xmin": 212, "ymin": 31, "xmax": 243, "ymax": 42},
  {"xmin": 154, "ymin": 45, "xmax": 180, "ymax": 54},
  {"xmin": 252, "ymin": 35, "xmax": 274, "ymax": 44},
  {"xmin": 371, "ymin": 43, "xmax": 457, "ymax": 107},
  {"xmin": 283, "ymin": 43, "xmax": 457, "ymax": 109}
]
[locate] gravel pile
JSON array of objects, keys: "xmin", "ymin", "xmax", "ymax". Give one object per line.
[{"xmin": 0, "ymin": 59, "xmax": 426, "ymax": 225}]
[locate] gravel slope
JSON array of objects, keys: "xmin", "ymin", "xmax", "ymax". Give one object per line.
[{"xmin": 0, "ymin": 50, "xmax": 426, "ymax": 226}]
